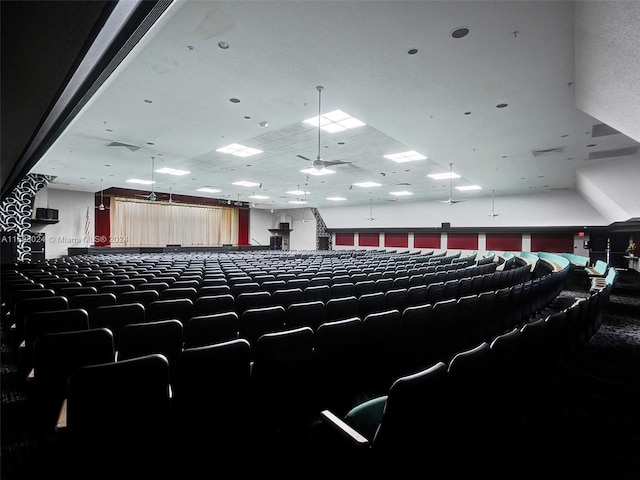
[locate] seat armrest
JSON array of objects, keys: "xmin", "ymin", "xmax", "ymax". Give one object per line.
[
  {"xmin": 56, "ymin": 398, "xmax": 68, "ymax": 432},
  {"xmin": 320, "ymin": 409, "xmax": 370, "ymax": 447}
]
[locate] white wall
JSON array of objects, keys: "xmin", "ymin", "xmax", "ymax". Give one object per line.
[
  {"xmin": 249, "ymin": 207, "xmax": 317, "ymax": 251},
  {"xmin": 32, "ymin": 187, "xmax": 95, "ymax": 259},
  {"xmin": 575, "ymin": 1, "xmax": 640, "ymax": 142},
  {"xmin": 318, "ymin": 190, "xmax": 608, "ymax": 230}
]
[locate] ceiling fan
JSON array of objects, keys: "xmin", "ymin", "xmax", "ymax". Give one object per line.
[
  {"xmin": 297, "ymin": 85, "xmax": 353, "ymax": 169},
  {"xmin": 95, "ymin": 178, "xmax": 109, "ymax": 210},
  {"xmin": 135, "ymin": 156, "xmax": 166, "ymax": 201},
  {"xmin": 437, "ymin": 162, "xmax": 466, "ymax": 205}
]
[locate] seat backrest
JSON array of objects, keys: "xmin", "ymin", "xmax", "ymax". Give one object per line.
[
  {"xmin": 31, "ymin": 327, "xmax": 115, "ymax": 435},
  {"xmin": 119, "ymin": 289, "xmax": 159, "ymax": 306},
  {"xmin": 90, "ymin": 303, "xmax": 146, "ymax": 348},
  {"xmin": 160, "ymin": 287, "xmax": 198, "ymax": 301},
  {"xmin": 272, "ymin": 288, "xmax": 304, "ymax": 309},
  {"xmin": 117, "ymin": 319, "xmax": 184, "ymax": 370},
  {"xmin": 183, "ymin": 311, "xmax": 239, "ymax": 348},
  {"xmin": 357, "ymin": 291, "xmax": 385, "ymax": 319},
  {"xmin": 234, "ymin": 291, "xmax": 272, "ymax": 315},
  {"xmin": 325, "ymin": 295, "xmax": 358, "ymax": 322},
  {"xmin": 64, "ymin": 353, "xmax": 171, "ymax": 450},
  {"xmin": 284, "ymin": 300, "xmax": 325, "ymax": 331},
  {"xmin": 69, "ymin": 292, "xmax": 117, "ymax": 313},
  {"xmin": 193, "ymin": 293, "xmax": 235, "ymax": 316},
  {"xmin": 146, "ymin": 298, "xmax": 194, "ymax": 325},
  {"xmin": 239, "ymin": 305, "xmax": 286, "ymax": 347},
  {"xmin": 303, "ymin": 284, "xmax": 330, "ymax": 303},
  {"xmin": 373, "ymin": 361, "xmax": 448, "ymax": 450}
]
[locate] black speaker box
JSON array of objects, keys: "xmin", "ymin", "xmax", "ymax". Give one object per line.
[
  {"xmin": 47, "ymin": 209, "xmax": 58, "ymax": 220},
  {"xmin": 441, "ymin": 222, "xmax": 451, "ymax": 230}
]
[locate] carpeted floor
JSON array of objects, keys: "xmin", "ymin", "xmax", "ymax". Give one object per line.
[{"xmin": 2, "ymin": 269, "xmax": 640, "ymax": 479}]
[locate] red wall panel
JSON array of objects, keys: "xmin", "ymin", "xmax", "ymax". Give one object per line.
[
  {"xmin": 358, "ymin": 232, "xmax": 380, "ymax": 247},
  {"xmin": 530, "ymin": 233, "xmax": 573, "ymax": 253},
  {"xmin": 447, "ymin": 232, "xmax": 478, "ymax": 250},
  {"xmin": 238, "ymin": 208, "xmax": 249, "ymax": 245},
  {"xmin": 384, "ymin": 232, "xmax": 408, "ymax": 248},
  {"xmin": 486, "ymin": 233, "xmax": 522, "ymax": 252},
  {"xmin": 414, "ymin": 233, "xmax": 441, "ymax": 249},
  {"xmin": 335, "ymin": 232, "xmax": 355, "ymax": 246}
]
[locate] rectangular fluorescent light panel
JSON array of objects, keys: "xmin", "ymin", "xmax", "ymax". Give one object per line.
[
  {"xmin": 249, "ymin": 195, "xmax": 270, "ymax": 199},
  {"xmin": 197, "ymin": 187, "xmax": 221, "ymax": 193},
  {"xmin": 286, "ymin": 189, "xmax": 310, "ymax": 195},
  {"xmin": 233, "ymin": 181, "xmax": 261, "ymax": 187},
  {"xmin": 353, "ymin": 182, "xmax": 381, "ymax": 188},
  {"xmin": 326, "ymin": 197, "xmax": 346, "ymax": 201},
  {"xmin": 126, "ymin": 179, "xmax": 155, "ymax": 185},
  {"xmin": 455, "ymin": 185, "xmax": 482, "ymax": 191},
  {"xmin": 300, "ymin": 167, "xmax": 335, "ymax": 176},
  {"xmin": 389, "ymin": 191, "xmax": 413, "ymax": 196},
  {"xmin": 216, "ymin": 143, "xmax": 263, "ymax": 157},
  {"xmin": 155, "ymin": 167, "xmax": 190, "ymax": 176},
  {"xmin": 428, "ymin": 171, "xmax": 460, "ymax": 180},
  {"xmin": 289, "ymin": 200, "xmax": 307, "ymax": 204},
  {"xmin": 384, "ymin": 151, "xmax": 427, "ymax": 163},
  {"xmin": 303, "ymin": 109, "xmax": 366, "ymax": 133}
]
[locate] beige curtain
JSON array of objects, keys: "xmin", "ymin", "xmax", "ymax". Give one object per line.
[{"xmin": 110, "ymin": 197, "xmax": 238, "ymax": 247}]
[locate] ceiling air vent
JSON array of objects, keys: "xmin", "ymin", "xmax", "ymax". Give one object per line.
[
  {"xmin": 532, "ymin": 146, "xmax": 565, "ymax": 157},
  {"xmin": 106, "ymin": 141, "xmax": 141, "ymax": 152},
  {"xmin": 591, "ymin": 123, "xmax": 621, "ymax": 138},
  {"xmin": 589, "ymin": 145, "xmax": 639, "ymax": 161}
]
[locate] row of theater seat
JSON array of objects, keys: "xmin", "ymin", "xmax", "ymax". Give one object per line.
[{"xmin": 2, "ymin": 250, "xmax": 604, "ymax": 471}]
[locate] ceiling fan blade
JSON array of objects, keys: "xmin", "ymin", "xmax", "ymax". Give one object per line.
[
  {"xmin": 323, "ymin": 160, "xmax": 352, "ymax": 166},
  {"xmin": 297, "ymin": 155, "xmax": 312, "ymax": 161}
]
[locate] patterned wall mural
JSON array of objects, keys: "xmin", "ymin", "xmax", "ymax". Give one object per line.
[
  {"xmin": 311, "ymin": 208, "xmax": 331, "ymax": 250},
  {"xmin": 0, "ymin": 174, "xmax": 54, "ymax": 262}
]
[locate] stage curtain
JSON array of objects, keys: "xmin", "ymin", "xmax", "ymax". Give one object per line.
[{"xmin": 110, "ymin": 197, "xmax": 238, "ymax": 247}]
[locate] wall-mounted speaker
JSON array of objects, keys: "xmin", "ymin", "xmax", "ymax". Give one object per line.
[{"xmin": 441, "ymin": 222, "xmax": 451, "ymax": 230}]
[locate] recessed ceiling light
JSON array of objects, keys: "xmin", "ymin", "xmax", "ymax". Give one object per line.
[
  {"xmin": 105, "ymin": 128, "xmax": 113, "ymax": 132},
  {"xmin": 156, "ymin": 167, "xmax": 190, "ymax": 176},
  {"xmin": 218, "ymin": 41, "xmax": 229, "ymax": 49},
  {"xmin": 216, "ymin": 143, "xmax": 263, "ymax": 157},
  {"xmin": 259, "ymin": 121, "xmax": 269, "ymax": 128},
  {"xmin": 126, "ymin": 179, "xmax": 155, "ymax": 185},
  {"xmin": 384, "ymin": 151, "xmax": 427, "ymax": 163},
  {"xmin": 451, "ymin": 26, "xmax": 470, "ymax": 39},
  {"xmin": 390, "ymin": 191, "xmax": 413, "ymax": 196},
  {"xmin": 455, "ymin": 185, "xmax": 482, "ymax": 191},
  {"xmin": 144, "ymin": 99, "xmax": 153, "ymax": 103},
  {"xmin": 303, "ymin": 109, "xmax": 366, "ymax": 133},
  {"xmin": 289, "ymin": 200, "xmax": 307, "ymax": 205},
  {"xmin": 407, "ymin": 48, "xmax": 418, "ymax": 55},
  {"xmin": 326, "ymin": 197, "xmax": 346, "ymax": 201},
  {"xmin": 464, "ymin": 111, "xmax": 472, "ymax": 115},
  {"xmin": 197, "ymin": 187, "xmax": 221, "ymax": 193},
  {"xmin": 300, "ymin": 167, "xmax": 335, "ymax": 176},
  {"xmin": 496, "ymin": 103, "xmax": 509, "ymax": 108},
  {"xmin": 353, "ymin": 182, "xmax": 382, "ymax": 188},
  {"xmin": 286, "ymin": 189, "xmax": 310, "ymax": 195},
  {"xmin": 428, "ymin": 171, "xmax": 460, "ymax": 180},
  {"xmin": 233, "ymin": 180, "xmax": 261, "ymax": 187},
  {"xmin": 229, "ymin": 98, "xmax": 240, "ymax": 103},
  {"xmin": 249, "ymin": 194, "xmax": 270, "ymax": 200}
]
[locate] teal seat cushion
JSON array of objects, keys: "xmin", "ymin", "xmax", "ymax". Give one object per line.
[{"xmin": 344, "ymin": 395, "xmax": 387, "ymax": 441}]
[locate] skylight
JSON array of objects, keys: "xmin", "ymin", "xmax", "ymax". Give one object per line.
[
  {"xmin": 233, "ymin": 180, "xmax": 261, "ymax": 187},
  {"xmin": 216, "ymin": 143, "xmax": 263, "ymax": 157},
  {"xmin": 428, "ymin": 171, "xmax": 460, "ymax": 180},
  {"xmin": 197, "ymin": 187, "xmax": 221, "ymax": 193},
  {"xmin": 300, "ymin": 167, "xmax": 335, "ymax": 176},
  {"xmin": 126, "ymin": 179, "xmax": 155, "ymax": 185},
  {"xmin": 303, "ymin": 109, "xmax": 366, "ymax": 133},
  {"xmin": 353, "ymin": 182, "xmax": 381, "ymax": 188},
  {"xmin": 155, "ymin": 167, "xmax": 190, "ymax": 176},
  {"xmin": 384, "ymin": 151, "xmax": 427, "ymax": 163},
  {"xmin": 389, "ymin": 191, "xmax": 413, "ymax": 196},
  {"xmin": 455, "ymin": 185, "xmax": 482, "ymax": 191}
]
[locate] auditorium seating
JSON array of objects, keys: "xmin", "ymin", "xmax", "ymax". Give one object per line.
[{"xmin": 2, "ymin": 249, "xmax": 614, "ymax": 466}]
